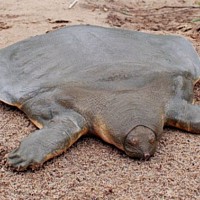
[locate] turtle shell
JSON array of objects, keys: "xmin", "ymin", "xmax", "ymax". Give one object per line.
[{"xmin": 0, "ymin": 25, "xmax": 200, "ymax": 107}]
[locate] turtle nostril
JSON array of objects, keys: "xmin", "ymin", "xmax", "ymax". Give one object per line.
[{"xmin": 143, "ymin": 153, "xmax": 151, "ymax": 161}]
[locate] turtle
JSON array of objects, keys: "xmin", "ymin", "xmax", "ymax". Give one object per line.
[{"xmin": 0, "ymin": 25, "xmax": 200, "ymax": 171}]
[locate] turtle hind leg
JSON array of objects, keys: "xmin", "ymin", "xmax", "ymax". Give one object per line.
[
  {"xmin": 166, "ymin": 99, "xmax": 200, "ymax": 134},
  {"xmin": 7, "ymin": 110, "xmax": 88, "ymax": 171}
]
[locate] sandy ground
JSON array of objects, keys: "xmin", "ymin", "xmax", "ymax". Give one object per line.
[{"xmin": 0, "ymin": 0, "xmax": 200, "ymax": 199}]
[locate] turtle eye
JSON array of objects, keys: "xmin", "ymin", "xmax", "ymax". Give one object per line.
[
  {"xmin": 149, "ymin": 138, "xmax": 155, "ymax": 144},
  {"xmin": 132, "ymin": 138, "xmax": 139, "ymax": 146}
]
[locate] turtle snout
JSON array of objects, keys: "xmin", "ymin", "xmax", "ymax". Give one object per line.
[{"xmin": 143, "ymin": 153, "xmax": 151, "ymax": 161}]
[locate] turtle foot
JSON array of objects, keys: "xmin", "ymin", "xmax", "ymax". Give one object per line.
[{"xmin": 7, "ymin": 146, "xmax": 44, "ymax": 171}]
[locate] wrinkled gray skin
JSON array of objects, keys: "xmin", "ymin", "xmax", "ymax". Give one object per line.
[{"xmin": 0, "ymin": 25, "xmax": 200, "ymax": 170}]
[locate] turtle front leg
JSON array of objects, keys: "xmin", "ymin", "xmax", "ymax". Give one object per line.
[
  {"xmin": 166, "ymin": 99, "xmax": 200, "ymax": 134},
  {"xmin": 7, "ymin": 111, "xmax": 88, "ymax": 171}
]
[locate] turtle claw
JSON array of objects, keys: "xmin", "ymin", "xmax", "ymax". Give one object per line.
[
  {"xmin": 7, "ymin": 150, "xmax": 21, "ymax": 159},
  {"xmin": 8, "ymin": 155, "xmax": 25, "ymax": 165}
]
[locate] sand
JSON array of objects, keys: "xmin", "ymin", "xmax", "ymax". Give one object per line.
[{"xmin": 0, "ymin": 0, "xmax": 200, "ymax": 199}]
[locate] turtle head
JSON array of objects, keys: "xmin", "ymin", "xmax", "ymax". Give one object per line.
[{"xmin": 124, "ymin": 126, "xmax": 157, "ymax": 160}]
